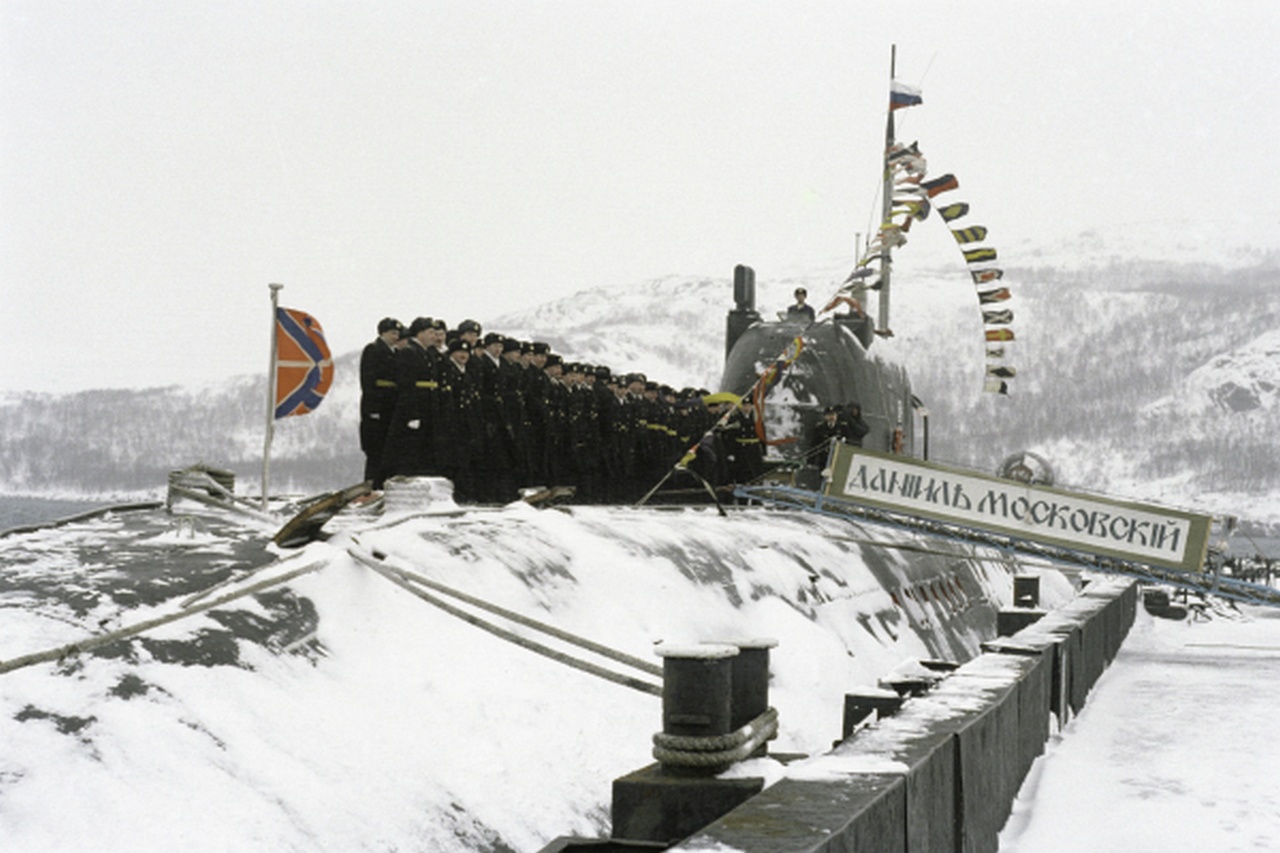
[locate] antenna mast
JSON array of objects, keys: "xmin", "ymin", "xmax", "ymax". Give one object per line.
[{"xmin": 877, "ymin": 45, "xmax": 896, "ymax": 335}]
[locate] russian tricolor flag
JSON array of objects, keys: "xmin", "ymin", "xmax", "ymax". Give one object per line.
[{"xmin": 889, "ymin": 80, "xmax": 923, "ymax": 111}]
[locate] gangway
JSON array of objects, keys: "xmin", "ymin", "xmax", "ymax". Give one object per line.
[{"xmin": 735, "ymin": 445, "xmax": 1280, "ymax": 609}]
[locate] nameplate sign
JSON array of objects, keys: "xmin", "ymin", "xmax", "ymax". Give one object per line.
[{"xmin": 826, "ymin": 446, "xmax": 1212, "ymax": 573}]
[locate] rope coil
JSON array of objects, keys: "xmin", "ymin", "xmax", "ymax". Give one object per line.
[{"xmin": 652, "ymin": 707, "xmax": 778, "ymax": 769}]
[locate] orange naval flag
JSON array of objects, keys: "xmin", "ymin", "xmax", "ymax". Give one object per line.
[{"xmin": 274, "ymin": 307, "xmax": 333, "ymax": 419}]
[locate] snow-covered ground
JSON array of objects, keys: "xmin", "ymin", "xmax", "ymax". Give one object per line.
[{"xmin": 1000, "ymin": 602, "xmax": 1280, "ymax": 852}]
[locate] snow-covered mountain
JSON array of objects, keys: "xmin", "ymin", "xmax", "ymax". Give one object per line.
[
  {"xmin": 1148, "ymin": 328, "xmax": 1280, "ymax": 416},
  {"xmin": 1, "ymin": 227, "xmax": 1277, "ymax": 521}
]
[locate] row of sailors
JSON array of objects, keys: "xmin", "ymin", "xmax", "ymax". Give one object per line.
[{"xmin": 359, "ymin": 317, "xmax": 765, "ymax": 503}]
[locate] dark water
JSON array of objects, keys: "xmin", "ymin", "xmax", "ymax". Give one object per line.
[
  {"xmin": 0, "ymin": 496, "xmax": 109, "ymax": 532},
  {"xmin": 1235, "ymin": 532, "xmax": 1280, "ymax": 560},
  {"xmin": 1233, "ymin": 520, "xmax": 1280, "ymax": 560}
]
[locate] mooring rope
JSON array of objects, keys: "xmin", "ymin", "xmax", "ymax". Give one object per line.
[
  {"xmin": 652, "ymin": 707, "xmax": 779, "ymax": 752},
  {"xmin": 652, "ymin": 708, "xmax": 779, "ymax": 769},
  {"xmin": 0, "ymin": 557, "xmax": 327, "ymax": 676},
  {"xmin": 347, "ymin": 543, "xmax": 663, "ymax": 696}
]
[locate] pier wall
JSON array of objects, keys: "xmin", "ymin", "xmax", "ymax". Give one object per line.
[{"xmin": 670, "ymin": 578, "xmax": 1138, "ymax": 853}]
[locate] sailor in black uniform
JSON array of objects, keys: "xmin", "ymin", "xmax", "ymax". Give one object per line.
[
  {"xmin": 435, "ymin": 339, "xmax": 483, "ymax": 502},
  {"xmin": 785, "ymin": 287, "xmax": 816, "ymax": 322},
  {"xmin": 383, "ymin": 317, "xmax": 440, "ymax": 478},
  {"xmin": 805, "ymin": 405, "xmax": 855, "ymax": 467},
  {"xmin": 542, "ymin": 355, "xmax": 571, "ymax": 488},
  {"xmin": 523, "ymin": 343, "xmax": 552, "ymax": 486},
  {"xmin": 475, "ymin": 332, "xmax": 521, "ymax": 503},
  {"xmin": 723, "ymin": 400, "xmax": 766, "ymax": 485},
  {"xmin": 566, "ymin": 362, "xmax": 601, "ymax": 502},
  {"xmin": 359, "ymin": 317, "xmax": 404, "ymax": 488},
  {"xmin": 842, "ymin": 401, "xmax": 871, "ymax": 447},
  {"xmin": 496, "ymin": 337, "xmax": 529, "ymax": 499}
]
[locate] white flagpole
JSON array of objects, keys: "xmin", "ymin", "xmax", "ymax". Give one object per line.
[{"xmin": 262, "ymin": 283, "xmax": 284, "ymax": 510}]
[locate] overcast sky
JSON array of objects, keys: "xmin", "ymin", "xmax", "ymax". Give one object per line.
[{"xmin": 2, "ymin": 1, "xmax": 1277, "ymax": 393}]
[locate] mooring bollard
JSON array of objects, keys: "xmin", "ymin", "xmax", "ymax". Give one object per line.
[
  {"xmin": 723, "ymin": 637, "xmax": 777, "ymax": 731},
  {"xmin": 605, "ymin": 641, "xmax": 779, "ymax": 845},
  {"xmin": 654, "ymin": 642, "xmax": 740, "ymax": 742},
  {"xmin": 1013, "ymin": 575, "xmax": 1040, "ymax": 608},
  {"xmin": 722, "ymin": 637, "xmax": 777, "ymax": 760},
  {"xmin": 842, "ymin": 687, "xmax": 904, "ymax": 739}
]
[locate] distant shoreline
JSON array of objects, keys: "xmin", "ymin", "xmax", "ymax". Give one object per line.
[{"xmin": 0, "ymin": 495, "xmax": 122, "ymax": 531}]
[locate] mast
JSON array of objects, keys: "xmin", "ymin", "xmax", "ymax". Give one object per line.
[
  {"xmin": 877, "ymin": 45, "xmax": 896, "ymax": 335},
  {"xmin": 262, "ymin": 282, "xmax": 283, "ymax": 510}
]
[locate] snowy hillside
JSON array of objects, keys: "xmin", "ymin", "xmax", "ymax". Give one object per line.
[{"xmin": 1148, "ymin": 328, "xmax": 1280, "ymax": 416}]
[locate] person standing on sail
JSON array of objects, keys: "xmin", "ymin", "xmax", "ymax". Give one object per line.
[
  {"xmin": 359, "ymin": 317, "xmax": 405, "ymax": 489},
  {"xmin": 786, "ymin": 287, "xmax": 816, "ymax": 322}
]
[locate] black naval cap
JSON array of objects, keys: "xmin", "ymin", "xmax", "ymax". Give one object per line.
[
  {"xmin": 447, "ymin": 339, "xmax": 472, "ymax": 354},
  {"xmin": 531, "ymin": 342, "xmax": 551, "ymax": 355},
  {"xmin": 406, "ymin": 316, "xmax": 433, "ymax": 337},
  {"xmin": 824, "ymin": 404, "xmax": 841, "ymax": 414},
  {"xmin": 377, "ymin": 317, "xmax": 404, "ymax": 335},
  {"xmin": 458, "ymin": 319, "xmax": 482, "ymax": 334},
  {"xmin": 482, "ymin": 331, "xmax": 505, "ymax": 346},
  {"xmin": 502, "ymin": 337, "xmax": 522, "ymax": 353}
]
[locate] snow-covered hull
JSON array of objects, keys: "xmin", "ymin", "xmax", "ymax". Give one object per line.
[{"xmin": 0, "ymin": 501, "xmax": 1060, "ymax": 851}]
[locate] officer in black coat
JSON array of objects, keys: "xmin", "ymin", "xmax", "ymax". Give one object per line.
[
  {"xmin": 805, "ymin": 405, "xmax": 856, "ymax": 466},
  {"xmin": 359, "ymin": 317, "xmax": 404, "ymax": 488},
  {"xmin": 523, "ymin": 343, "xmax": 552, "ymax": 486},
  {"xmin": 843, "ymin": 401, "xmax": 872, "ymax": 447},
  {"xmin": 566, "ymin": 363, "xmax": 601, "ymax": 502},
  {"xmin": 635, "ymin": 380, "xmax": 666, "ymax": 485},
  {"xmin": 434, "ymin": 339, "xmax": 484, "ymax": 501},
  {"xmin": 497, "ymin": 338, "xmax": 529, "ymax": 496},
  {"xmin": 600, "ymin": 374, "xmax": 635, "ymax": 502},
  {"xmin": 542, "ymin": 355, "xmax": 572, "ymax": 487},
  {"xmin": 383, "ymin": 317, "xmax": 440, "ymax": 478},
  {"xmin": 620, "ymin": 374, "xmax": 651, "ymax": 499},
  {"xmin": 472, "ymin": 332, "xmax": 509, "ymax": 502},
  {"xmin": 723, "ymin": 400, "xmax": 766, "ymax": 485}
]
